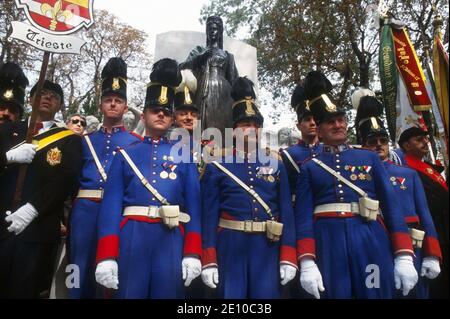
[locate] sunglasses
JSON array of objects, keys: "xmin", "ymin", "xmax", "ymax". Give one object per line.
[
  {"xmin": 71, "ymin": 118, "xmax": 86, "ymax": 127},
  {"xmin": 366, "ymin": 136, "xmax": 389, "ymax": 147}
]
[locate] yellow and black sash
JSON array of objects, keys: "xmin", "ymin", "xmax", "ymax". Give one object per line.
[{"xmin": 11, "ymin": 127, "xmax": 75, "ymax": 152}]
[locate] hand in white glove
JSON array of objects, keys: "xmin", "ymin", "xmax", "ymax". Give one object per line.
[
  {"xmin": 95, "ymin": 260, "xmax": 119, "ymax": 290},
  {"xmin": 280, "ymin": 264, "xmax": 297, "ymax": 285},
  {"xmin": 394, "ymin": 254, "xmax": 418, "ymax": 296},
  {"xmin": 6, "ymin": 144, "xmax": 37, "ymax": 164},
  {"xmin": 5, "ymin": 203, "xmax": 38, "ymax": 235},
  {"xmin": 421, "ymin": 257, "xmax": 441, "ymax": 279},
  {"xmin": 300, "ymin": 259, "xmax": 325, "ymax": 299},
  {"xmin": 182, "ymin": 257, "xmax": 202, "ymax": 287},
  {"xmin": 201, "ymin": 266, "xmax": 219, "ymax": 289}
]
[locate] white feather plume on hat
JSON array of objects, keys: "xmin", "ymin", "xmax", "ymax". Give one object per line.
[
  {"xmin": 175, "ymin": 69, "xmax": 197, "ymax": 94},
  {"xmin": 351, "ymin": 87, "xmax": 375, "ymax": 110}
]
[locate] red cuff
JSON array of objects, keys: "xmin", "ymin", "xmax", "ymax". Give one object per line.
[
  {"xmin": 96, "ymin": 235, "xmax": 119, "ymax": 263},
  {"xmin": 280, "ymin": 245, "xmax": 297, "ymax": 266},
  {"xmin": 390, "ymin": 232, "xmax": 414, "ymax": 255},
  {"xmin": 297, "ymin": 238, "xmax": 316, "ymax": 260},
  {"xmin": 183, "ymin": 232, "xmax": 202, "ymax": 257},
  {"xmin": 423, "ymin": 236, "xmax": 442, "ymax": 261},
  {"xmin": 201, "ymin": 247, "xmax": 217, "ymax": 267}
]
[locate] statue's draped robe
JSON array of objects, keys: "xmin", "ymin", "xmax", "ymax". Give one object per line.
[{"xmin": 182, "ymin": 46, "xmax": 239, "ymax": 137}]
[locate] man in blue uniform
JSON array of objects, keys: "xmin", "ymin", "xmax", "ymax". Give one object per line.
[
  {"xmin": 94, "ymin": 59, "xmax": 202, "ymax": 299},
  {"xmin": 171, "ymin": 69, "xmax": 201, "ymax": 164},
  {"xmin": 68, "ymin": 57, "xmax": 142, "ymax": 299},
  {"xmin": 280, "ymin": 83, "xmax": 323, "ymax": 198},
  {"xmin": 353, "ymin": 88, "xmax": 442, "ymax": 298},
  {"xmin": 201, "ymin": 77, "xmax": 297, "ymax": 299},
  {"xmin": 0, "ymin": 76, "xmax": 82, "ymax": 298},
  {"xmin": 398, "ymin": 126, "xmax": 449, "ymax": 298},
  {"xmin": 294, "ymin": 71, "xmax": 418, "ymax": 299}
]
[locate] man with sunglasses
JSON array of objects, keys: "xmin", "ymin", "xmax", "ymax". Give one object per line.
[
  {"xmin": 398, "ymin": 126, "xmax": 449, "ymax": 298},
  {"xmin": 94, "ymin": 59, "xmax": 201, "ymax": 298},
  {"xmin": 354, "ymin": 89, "xmax": 442, "ymax": 299},
  {"xmin": 0, "ymin": 78, "xmax": 82, "ymax": 298},
  {"xmin": 68, "ymin": 58, "xmax": 142, "ymax": 299},
  {"xmin": 66, "ymin": 114, "xmax": 87, "ymax": 136}
]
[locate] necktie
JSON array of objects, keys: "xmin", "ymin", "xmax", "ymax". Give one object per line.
[{"xmin": 33, "ymin": 122, "xmax": 43, "ymax": 135}]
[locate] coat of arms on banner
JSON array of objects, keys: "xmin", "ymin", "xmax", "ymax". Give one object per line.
[{"xmin": 15, "ymin": 0, "xmax": 94, "ymax": 35}]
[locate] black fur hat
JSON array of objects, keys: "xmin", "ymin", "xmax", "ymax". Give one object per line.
[
  {"xmin": 304, "ymin": 70, "xmax": 344, "ymax": 124},
  {"xmin": 231, "ymin": 77, "xmax": 264, "ymax": 127},
  {"xmin": 174, "ymin": 69, "xmax": 198, "ymax": 111},
  {"xmin": 101, "ymin": 57, "xmax": 127, "ymax": 100},
  {"xmin": 352, "ymin": 88, "xmax": 387, "ymax": 144},
  {"xmin": 0, "ymin": 62, "xmax": 29, "ymax": 117},
  {"xmin": 145, "ymin": 58, "xmax": 182, "ymax": 112},
  {"xmin": 291, "ymin": 83, "xmax": 311, "ymax": 121}
]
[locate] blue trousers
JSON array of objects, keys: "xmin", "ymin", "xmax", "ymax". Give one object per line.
[
  {"xmin": 315, "ymin": 217, "xmax": 395, "ymax": 299},
  {"xmin": 68, "ymin": 199, "xmax": 101, "ymax": 299},
  {"xmin": 216, "ymin": 229, "xmax": 282, "ymax": 299},
  {"xmin": 115, "ymin": 220, "xmax": 184, "ymax": 299}
]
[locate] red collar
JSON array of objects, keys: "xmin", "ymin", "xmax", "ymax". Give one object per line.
[{"xmin": 405, "ymin": 154, "xmax": 448, "ymax": 191}]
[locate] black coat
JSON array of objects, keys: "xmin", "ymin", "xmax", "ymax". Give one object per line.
[
  {"xmin": 416, "ymin": 164, "xmax": 449, "ymax": 248},
  {"xmin": 0, "ymin": 121, "xmax": 82, "ymax": 243}
]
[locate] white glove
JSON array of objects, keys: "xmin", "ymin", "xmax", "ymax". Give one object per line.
[
  {"xmin": 5, "ymin": 203, "xmax": 38, "ymax": 235},
  {"xmin": 300, "ymin": 259, "xmax": 325, "ymax": 299},
  {"xmin": 201, "ymin": 266, "xmax": 219, "ymax": 289},
  {"xmin": 6, "ymin": 144, "xmax": 37, "ymax": 164},
  {"xmin": 421, "ymin": 257, "xmax": 441, "ymax": 279},
  {"xmin": 95, "ymin": 260, "xmax": 119, "ymax": 290},
  {"xmin": 394, "ymin": 254, "xmax": 418, "ymax": 296},
  {"xmin": 280, "ymin": 264, "xmax": 297, "ymax": 285},
  {"xmin": 182, "ymin": 257, "xmax": 202, "ymax": 287}
]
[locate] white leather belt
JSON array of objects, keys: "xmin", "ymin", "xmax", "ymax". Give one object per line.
[
  {"xmin": 219, "ymin": 218, "xmax": 266, "ymax": 233},
  {"xmin": 123, "ymin": 206, "xmax": 191, "ymax": 223},
  {"xmin": 77, "ymin": 189, "xmax": 104, "ymax": 199},
  {"xmin": 314, "ymin": 203, "xmax": 360, "ymax": 214}
]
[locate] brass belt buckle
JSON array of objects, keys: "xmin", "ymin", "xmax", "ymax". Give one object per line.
[{"xmin": 243, "ymin": 220, "xmax": 253, "ymax": 232}]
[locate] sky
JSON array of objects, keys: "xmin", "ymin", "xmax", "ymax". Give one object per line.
[{"xmin": 95, "ymin": 0, "xmax": 210, "ymax": 56}]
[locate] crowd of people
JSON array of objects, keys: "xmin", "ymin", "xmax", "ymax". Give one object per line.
[{"xmin": 0, "ymin": 17, "xmax": 448, "ymax": 300}]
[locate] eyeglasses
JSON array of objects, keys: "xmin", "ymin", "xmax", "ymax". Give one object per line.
[
  {"xmin": 71, "ymin": 118, "xmax": 86, "ymax": 127},
  {"xmin": 41, "ymin": 89, "xmax": 61, "ymax": 100},
  {"xmin": 366, "ymin": 136, "xmax": 389, "ymax": 147}
]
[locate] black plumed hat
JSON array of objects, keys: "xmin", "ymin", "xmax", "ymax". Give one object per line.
[
  {"xmin": 101, "ymin": 57, "xmax": 127, "ymax": 100},
  {"xmin": 231, "ymin": 77, "xmax": 264, "ymax": 127},
  {"xmin": 174, "ymin": 69, "xmax": 198, "ymax": 111},
  {"xmin": 0, "ymin": 62, "xmax": 29, "ymax": 116},
  {"xmin": 291, "ymin": 83, "xmax": 311, "ymax": 121},
  {"xmin": 353, "ymin": 87, "xmax": 387, "ymax": 144},
  {"xmin": 145, "ymin": 58, "xmax": 182, "ymax": 112},
  {"xmin": 304, "ymin": 70, "xmax": 344, "ymax": 124}
]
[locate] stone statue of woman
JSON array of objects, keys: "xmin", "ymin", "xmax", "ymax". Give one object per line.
[{"xmin": 181, "ymin": 16, "xmax": 239, "ymax": 136}]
